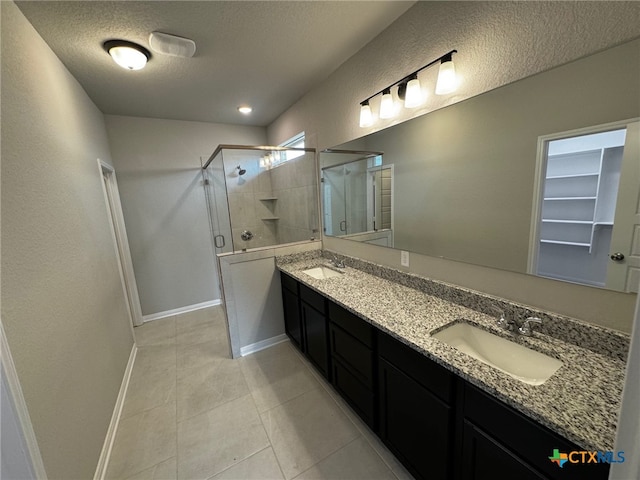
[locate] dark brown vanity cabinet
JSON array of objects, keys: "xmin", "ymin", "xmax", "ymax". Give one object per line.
[
  {"xmin": 281, "ymin": 273, "xmax": 303, "ymax": 349},
  {"xmin": 281, "ymin": 273, "xmax": 330, "ymax": 380},
  {"xmin": 378, "ymin": 330, "xmax": 457, "ymax": 480},
  {"xmin": 461, "ymin": 384, "xmax": 610, "ymax": 480},
  {"xmin": 300, "ymin": 284, "xmax": 330, "ymax": 379},
  {"xmin": 279, "ymin": 274, "xmax": 611, "ymax": 480},
  {"xmin": 328, "ymin": 302, "xmax": 377, "ymax": 429}
]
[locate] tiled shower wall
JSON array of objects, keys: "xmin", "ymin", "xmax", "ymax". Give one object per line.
[
  {"xmin": 270, "ymin": 153, "xmax": 319, "ymax": 244},
  {"xmin": 225, "ymin": 155, "xmax": 277, "ymax": 250},
  {"xmin": 225, "ymin": 152, "xmax": 318, "ymax": 250}
]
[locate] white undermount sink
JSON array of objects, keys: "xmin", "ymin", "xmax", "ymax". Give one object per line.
[
  {"xmin": 432, "ymin": 322, "xmax": 562, "ymax": 386},
  {"xmin": 302, "ymin": 266, "xmax": 344, "ymax": 280}
]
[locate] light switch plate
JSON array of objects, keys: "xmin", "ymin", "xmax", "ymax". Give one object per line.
[{"xmin": 401, "ymin": 250, "xmax": 409, "ymax": 267}]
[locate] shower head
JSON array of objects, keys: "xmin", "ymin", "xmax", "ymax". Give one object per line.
[{"xmin": 236, "ymin": 165, "xmax": 246, "ymax": 176}]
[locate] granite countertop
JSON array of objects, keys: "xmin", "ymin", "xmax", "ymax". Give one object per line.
[{"xmin": 276, "ymin": 253, "xmax": 629, "ymax": 453}]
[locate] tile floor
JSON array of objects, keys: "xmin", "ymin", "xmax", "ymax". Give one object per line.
[{"xmin": 106, "ymin": 306, "xmax": 413, "ymax": 480}]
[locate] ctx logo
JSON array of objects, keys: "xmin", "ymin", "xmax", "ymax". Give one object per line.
[{"xmin": 549, "ymin": 449, "xmax": 625, "ymax": 468}]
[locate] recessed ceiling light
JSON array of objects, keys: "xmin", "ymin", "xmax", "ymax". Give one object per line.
[
  {"xmin": 103, "ymin": 40, "xmax": 150, "ymax": 70},
  {"xmin": 238, "ymin": 106, "xmax": 252, "ymax": 114}
]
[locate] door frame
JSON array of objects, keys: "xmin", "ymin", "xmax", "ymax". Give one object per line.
[
  {"xmin": 527, "ymin": 118, "xmax": 638, "ymax": 276},
  {"xmin": 1, "ymin": 319, "xmax": 48, "ymax": 478},
  {"xmin": 98, "ymin": 160, "xmax": 143, "ymax": 328}
]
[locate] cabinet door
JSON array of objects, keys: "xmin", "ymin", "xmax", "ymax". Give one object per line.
[
  {"xmin": 462, "ymin": 420, "xmax": 546, "ymax": 480},
  {"xmin": 379, "ymin": 358, "xmax": 453, "ymax": 480},
  {"xmin": 332, "ymin": 359, "xmax": 375, "ymax": 429},
  {"xmin": 301, "ymin": 302, "xmax": 329, "ymax": 379},
  {"xmin": 463, "ymin": 383, "xmax": 610, "ymax": 480},
  {"xmin": 282, "ymin": 287, "xmax": 302, "ymax": 350}
]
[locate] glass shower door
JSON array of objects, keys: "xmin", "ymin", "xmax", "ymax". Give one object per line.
[{"xmin": 202, "ymin": 152, "xmax": 233, "ymax": 254}]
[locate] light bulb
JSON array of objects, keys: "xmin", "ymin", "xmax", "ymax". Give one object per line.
[
  {"xmin": 435, "ymin": 58, "xmax": 457, "ymax": 95},
  {"xmin": 359, "ymin": 102, "xmax": 373, "ymax": 127},
  {"xmin": 108, "ymin": 45, "xmax": 148, "ymax": 70},
  {"xmin": 403, "ymin": 77, "xmax": 423, "ymax": 108},
  {"xmin": 379, "ymin": 89, "xmax": 394, "ymax": 119}
]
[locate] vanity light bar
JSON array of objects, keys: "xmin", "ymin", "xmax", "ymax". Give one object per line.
[{"xmin": 359, "ymin": 49, "xmax": 458, "ymax": 127}]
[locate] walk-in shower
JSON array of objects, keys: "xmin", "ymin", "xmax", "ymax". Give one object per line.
[{"xmin": 202, "ymin": 144, "xmax": 319, "ymax": 253}]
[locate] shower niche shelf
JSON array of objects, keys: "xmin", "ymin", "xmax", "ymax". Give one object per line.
[
  {"xmin": 261, "ymin": 217, "xmax": 280, "ymax": 221},
  {"xmin": 259, "ymin": 197, "xmax": 278, "ymax": 201}
]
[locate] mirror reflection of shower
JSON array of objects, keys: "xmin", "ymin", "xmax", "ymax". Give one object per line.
[
  {"xmin": 202, "ymin": 144, "xmax": 319, "ymax": 253},
  {"xmin": 321, "ymin": 150, "xmax": 393, "ymax": 247}
]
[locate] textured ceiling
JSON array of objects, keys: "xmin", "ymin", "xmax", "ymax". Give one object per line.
[{"xmin": 15, "ymin": 1, "xmax": 415, "ymax": 127}]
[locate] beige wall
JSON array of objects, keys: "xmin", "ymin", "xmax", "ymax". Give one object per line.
[
  {"xmin": 104, "ymin": 115, "xmax": 266, "ymax": 315},
  {"xmin": 269, "ymin": 1, "xmax": 640, "ymax": 149},
  {"xmin": 1, "ymin": 2, "xmax": 134, "ymax": 478},
  {"xmin": 268, "ymin": 1, "xmax": 640, "ymax": 332},
  {"xmin": 358, "ymin": 40, "xmax": 640, "ymax": 272}
]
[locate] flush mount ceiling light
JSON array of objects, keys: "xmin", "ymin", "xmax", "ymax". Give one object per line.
[
  {"xmin": 103, "ymin": 40, "xmax": 150, "ymax": 70},
  {"xmin": 359, "ymin": 49, "xmax": 458, "ymax": 127},
  {"xmin": 238, "ymin": 106, "xmax": 253, "ymax": 114},
  {"xmin": 149, "ymin": 31, "xmax": 196, "ymax": 58}
]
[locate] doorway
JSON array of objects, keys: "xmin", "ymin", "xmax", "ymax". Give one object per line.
[
  {"xmin": 530, "ymin": 120, "xmax": 640, "ymax": 291},
  {"xmin": 99, "ymin": 160, "xmax": 143, "ymax": 327}
]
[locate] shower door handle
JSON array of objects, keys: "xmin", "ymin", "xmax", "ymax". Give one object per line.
[
  {"xmin": 214, "ymin": 235, "xmax": 225, "ymax": 249},
  {"xmin": 340, "ymin": 220, "xmax": 347, "ymax": 232}
]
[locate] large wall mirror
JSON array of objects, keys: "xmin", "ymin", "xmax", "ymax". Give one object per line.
[{"xmin": 320, "ymin": 38, "xmax": 640, "ymax": 293}]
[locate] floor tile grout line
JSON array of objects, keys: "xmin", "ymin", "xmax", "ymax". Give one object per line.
[
  {"xmin": 290, "ymin": 435, "xmax": 367, "ymax": 480},
  {"xmin": 250, "ymin": 346, "xmax": 363, "ymax": 479},
  {"xmin": 237, "ymin": 359, "xmax": 288, "ymax": 480},
  {"xmin": 286, "ymin": 339, "xmax": 410, "ymax": 479},
  {"xmin": 174, "ymin": 345, "xmax": 243, "ymax": 424},
  {"xmin": 241, "ymin": 343, "xmax": 336, "ymax": 480},
  {"xmin": 316, "ymin": 375, "xmax": 407, "ymax": 478},
  {"xmin": 202, "ymin": 445, "xmax": 277, "ymax": 480}
]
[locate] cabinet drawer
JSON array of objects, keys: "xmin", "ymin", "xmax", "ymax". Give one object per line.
[
  {"xmin": 328, "ymin": 302, "xmax": 373, "ymax": 347},
  {"xmin": 299, "ymin": 284, "xmax": 325, "ymax": 313},
  {"xmin": 330, "ymin": 323, "xmax": 374, "ymax": 387},
  {"xmin": 281, "ymin": 272, "xmax": 298, "ymax": 294},
  {"xmin": 464, "ymin": 383, "xmax": 610, "ymax": 480},
  {"xmin": 378, "ymin": 330, "xmax": 454, "ymax": 404},
  {"xmin": 333, "ymin": 359, "xmax": 375, "ymax": 429}
]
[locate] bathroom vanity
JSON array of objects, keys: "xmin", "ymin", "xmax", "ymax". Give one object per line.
[{"xmin": 277, "ymin": 251, "xmax": 628, "ymax": 480}]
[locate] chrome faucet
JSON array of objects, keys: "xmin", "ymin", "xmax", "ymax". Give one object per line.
[
  {"xmin": 330, "ymin": 254, "xmax": 346, "ymax": 269},
  {"xmin": 491, "ymin": 307, "xmax": 515, "ymax": 332},
  {"xmin": 492, "ymin": 306, "xmax": 542, "ymax": 336},
  {"xmin": 496, "ymin": 314, "xmax": 517, "ymax": 332},
  {"xmin": 518, "ymin": 317, "xmax": 542, "ymax": 336}
]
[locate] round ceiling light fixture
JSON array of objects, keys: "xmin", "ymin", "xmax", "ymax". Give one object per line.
[
  {"xmin": 103, "ymin": 40, "xmax": 150, "ymax": 70},
  {"xmin": 237, "ymin": 106, "xmax": 253, "ymax": 114}
]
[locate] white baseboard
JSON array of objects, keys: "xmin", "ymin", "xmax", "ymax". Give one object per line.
[
  {"xmin": 142, "ymin": 299, "xmax": 222, "ymax": 323},
  {"xmin": 240, "ymin": 334, "xmax": 289, "ymax": 357},
  {"xmin": 94, "ymin": 344, "xmax": 137, "ymax": 480}
]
